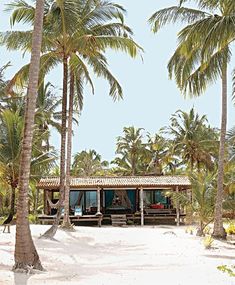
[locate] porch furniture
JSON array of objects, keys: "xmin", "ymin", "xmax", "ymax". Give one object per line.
[
  {"xmin": 74, "ymin": 206, "xmax": 82, "ymax": 216},
  {"xmin": 76, "ymin": 214, "xmax": 103, "ymax": 227},
  {"xmin": 144, "ymin": 208, "xmax": 176, "ymax": 215},
  {"xmin": 111, "ymin": 214, "xmax": 127, "ymax": 226}
]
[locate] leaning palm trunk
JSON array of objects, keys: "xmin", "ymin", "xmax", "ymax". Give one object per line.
[
  {"xmin": 13, "ymin": 0, "xmax": 44, "ymax": 271},
  {"xmin": 41, "ymin": 55, "xmax": 68, "ymax": 238},
  {"xmin": 212, "ymin": 64, "xmax": 227, "ymax": 239},
  {"xmin": 62, "ymin": 72, "xmax": 75, "ymax": 228}
]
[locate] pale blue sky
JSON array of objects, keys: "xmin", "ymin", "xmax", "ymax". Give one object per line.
[{"xmin": 1, "ymin": 0, "xmax": 235, "ymax": 162}]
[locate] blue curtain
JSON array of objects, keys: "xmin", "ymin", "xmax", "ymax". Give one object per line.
[
  {"xmin": 155, "ymin": 190, "xmax": 167, "ymax": 204},
  {"xmin": 70, "ymin": 191, "xmax": 79, "ymax": 208},
  {"xmin": 86, "ymin": 191, "xmax": 97, "ymax": 207},
  {"xmin": 127, "ymin": 190, "xmax": 136, "ymax": 209},
  {"xmin": 105, "ymin": 190, "xmax": 114, "ymax": 207}
]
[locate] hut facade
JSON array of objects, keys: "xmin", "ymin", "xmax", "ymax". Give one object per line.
[{"xmin": 37, "ymin": 175, "xmax": 191, "ymax": 226}]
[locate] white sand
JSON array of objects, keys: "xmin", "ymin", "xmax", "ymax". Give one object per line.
[{"xmin": 0, "ymin": 225, "xmax": 234, "ymax": 285}]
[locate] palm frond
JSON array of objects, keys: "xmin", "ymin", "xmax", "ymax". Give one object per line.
[
  {"xmin": 149, "ymin": 6, "xmax": 209, "ymax": 33},
  {"xmin": 87, "ymin": 53, "xmax": 123, "ymax": 100},
  {"xmin": 6, "ymin": 0, "xmax": 35, "ymax": 26}
]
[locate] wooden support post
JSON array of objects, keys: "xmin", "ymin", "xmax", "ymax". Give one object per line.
[
  {"xmin": 44, "ymin": 189, "xmax": 49, "ymax": 215},
  {"xmin": 43, "ymin": 189, "xmax": 46, "ymax": 214},
  {"xmin": 140, "ymin": 187, "xmax": 144, "ymax": 226},
  {"xmin": 135, "ymin": 188, "xmax": 139, "ymax": 212},
  {"xmin": 96, "ymin": 187, "xmax": 102, "ymax": 227},
  {"xmin": 96, "ymin": 187, "xmax": 102, "ymax": 215},
  {"xmin": 176, "ymin": 186, "xmax": 180, "ymax": 226}
]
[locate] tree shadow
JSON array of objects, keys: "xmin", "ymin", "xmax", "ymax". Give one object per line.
[
  {"xmin": 204, "ymin": 254, "xmax": 235, "ymax": 260},
  {"xmin": 14, "ymin": 273, "xmax": 31, "ymax": 285}
]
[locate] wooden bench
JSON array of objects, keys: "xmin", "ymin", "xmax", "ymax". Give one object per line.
[
  {"xmin": 74, "ymin": 214, "xmax": 103, "ymax": 227},
  {"xmin": 144, "ymin": 208, "xmax": 175, "ymax": 215},
  {"xmin": 38, "ymin": 214, "xmax": 103, "ymax": 227}
]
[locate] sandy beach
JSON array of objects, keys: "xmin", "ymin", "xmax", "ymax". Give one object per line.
[{"xmin": 0, "ymin": 225, "xmax": 234, "ymax": 285}]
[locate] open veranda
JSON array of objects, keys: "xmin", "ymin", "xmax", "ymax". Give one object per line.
[{"xmin": 0, "ymin": 225, "xmax": 234, "ymax": 285}]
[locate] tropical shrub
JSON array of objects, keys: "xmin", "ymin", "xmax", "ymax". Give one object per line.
[
  {"xmin": 28, "ymin": 214, "xmax": 38, "ymax": 224},
  {"xmin": 217, "ymin": 265, "xmax": 235, "ymax": 277},
  {"xmin": 226, "ymin": 223, "xmax": 235, "ymax": 235},
  {"xmin": 203, "ymin": 236, "xmax": 214, "ymax": 249},
  {"xmin": 171, "ymin": 172, "xmax": 216, "ymax": 236}
]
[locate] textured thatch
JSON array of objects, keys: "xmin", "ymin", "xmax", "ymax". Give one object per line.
[{"xmin": 37, "ymin": 175, "xmax": 191, "ymax": 190}]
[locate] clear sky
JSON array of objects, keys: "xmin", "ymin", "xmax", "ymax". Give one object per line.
[{"xmin": 1, "ymin": 0, "xmax": 235, "ymax": 162}]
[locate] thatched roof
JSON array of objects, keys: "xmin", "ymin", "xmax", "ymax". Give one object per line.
[{"xmin": 37, "ymin": 175, "xmax": 191, "ymax": 190}]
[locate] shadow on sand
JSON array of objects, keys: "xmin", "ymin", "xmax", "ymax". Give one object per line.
[{"xmin": 14, "ymin": 273, "xmax": 31, "ymax": 285}]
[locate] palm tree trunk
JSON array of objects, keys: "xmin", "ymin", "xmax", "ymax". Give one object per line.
[
  {"xmin": 34, "ymin": 186, "xmax": 39, "ymax": 215},
  {"xmin": 196, "ymin": 220, "xmax": 204, "ymax": 236},
  {"xmin": 62, "ymin": 71, "xmax": 75, "ymax": 228},
  {"xmin": 212, "ymin": 64, "xmax": 227, "ymax": 239},
  {"xmin": 41, "ymin": 55, "xmax": 68, "ymax": 238},
  {"xmin": 13, "ymin": 0, "xmax": 44, "ymax": 271},
  {"xmin": 3, "ymin": 186, "xmax": 16, "ymax": 224}
]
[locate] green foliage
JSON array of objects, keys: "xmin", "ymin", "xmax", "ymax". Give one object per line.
[
  {"xmin": 171, "ymin": 171, "xmax": 216, "ymax": 235},
  {"xmin": 126, "ymin": 219, "xmax": 134, "ymax": 225},
  {"xmin": 203, "ymin": 225, "xmax": 212, "ymax": 235},
  {"xmin": 72, "ymin": 149, "xmax": 109, "ymax": 177},
  {"xmin": 217, "ymin": 265, "xmax": 235, "ymax": 277},
  {"xmin": 28, "ymin": 214, "xmax": 38, "ymax": 224},
  {"xmin": 167, "ymin": 108, "xmax": 218, "ymax": 172},
  {"xmin": 112, "ymin": 126, "xmax": 180, "ymax": 176},
  {"xmin": 203, "ymin": 235, "xmax": 214, "ymax": 249},
  {"xmin": 112, "ymin": 126, "xmax": 147, "ymax": 175},
  {"xmin": 149, "ymin": 1, "xmax": 235, "ymax": 97},
  {"xmin": 146, "ymin": 133, "xmax": 179, "ymax": 175},
  {"xmin": 226, "ymin": 223, "xmax": 235, "ymax": 235},
  {"xmin": 185, "ymin": 226, "xmax": 194, "ymax": 235},
  {"xmin": 0, "ymin": 108, "xmax": 56, "ymax": 219},
  {"xmin": 2, "ymin": 0, "xmax": 143, "ymax": 102},
  {"xmin": 0, "ymin": 215, "xmax": 7, "ymax": 224}
]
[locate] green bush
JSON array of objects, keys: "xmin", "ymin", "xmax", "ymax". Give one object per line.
[
  {"xmin": 126, "ymin": 219, "xmax": 134, "ymax": 225},
  {"xmin": 28, "ymin": 214, "xmax": 38, "ymax": 224},
  {"xmin": 0, "ymin": 216, "xmax": 7, "ymax": 225},
  {"xmin": 217, "ymin": 265, "xmax": 235, "ymax": 277},
  {"xmin": 203, "ymin": 226, "xmax": 212, "ymax": 235},
  {"xmin": 185, "ymin": 226, "xmax": 194, "ymax": 234},
  {"xmin": 226, "ymin": 223, "xmax": 235, "ymax": 235}
]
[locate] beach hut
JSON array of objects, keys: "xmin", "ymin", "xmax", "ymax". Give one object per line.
[{"xmin": 37, "ymin": 175, "xmax": 191, "ymax": 226}]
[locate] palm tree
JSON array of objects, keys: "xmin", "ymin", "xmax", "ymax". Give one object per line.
[
  {"xmin": 13, "ymin": 0, "xmax": 45, "ymax": 271},
  {"xmin": 0, "ymin": 63, "xmax": 25, "ymax": 114},
  {"xmin": 72, "ymin": 149, "xmax": 108, "ymax": 177},
  {"xmin": 149, "ymin": 0, "xmax": 235, "ymax": 238},
  {"xmin": 146, "ymin": 133, "xmax": 177, "ymax": 175},
  {"xmin": 3, "ymin": 0, "xmax": 142, "ymax": 234},
  {"xmin": 35, "ymin": 81, "xmax": 62, "ymax": 151},
  {"xmin": 168, "ymin": 108, "xmax": 218, "ymax": 172},
  {"xmin": 0, "ymin": 63, "xmax": 10, "ymax": 101},
  {"xmin": 112, "ymin": 126, "xmax": 147, "ymax": 175},
  {"xmin": 0, "ymin": 109, "xmax": 56, "ymax": 224},
  {"xmin": 0, "ymin": 110, "xmax": 22, "ymax": 225}
]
